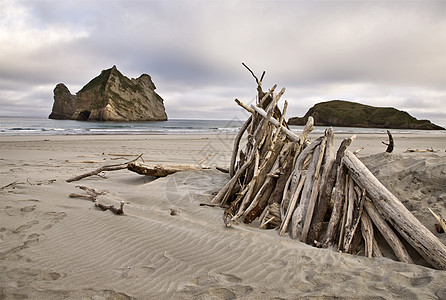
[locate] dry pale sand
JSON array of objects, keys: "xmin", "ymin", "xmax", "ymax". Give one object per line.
[{"xmin": 1, "ymin": 133, "xmax": 446, "ymax": 299}]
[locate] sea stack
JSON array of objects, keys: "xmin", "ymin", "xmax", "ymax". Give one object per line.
[{"xmin": 49, "ymin": 66, "xmax": 168, "ymax": 121}]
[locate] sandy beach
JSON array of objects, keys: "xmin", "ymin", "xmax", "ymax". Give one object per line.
[{"xmin": 1, "ymin": 133, "xmax": 446, "ymax": 299}]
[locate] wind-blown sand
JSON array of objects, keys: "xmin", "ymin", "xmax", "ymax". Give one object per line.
[{"xmin": 1, "ymin": 133, "xmax": 445, "ymax": 299}]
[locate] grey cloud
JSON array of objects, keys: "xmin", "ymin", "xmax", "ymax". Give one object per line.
[{"xmin": 0, "ymin": 0, "xmax": 444, "ymax": 125}]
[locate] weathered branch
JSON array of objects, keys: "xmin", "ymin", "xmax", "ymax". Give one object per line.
[
  {"xmin": 242, "ymin": 62, "xmax": 264, "ymax": 86},
  {"xmin": 382, "ymin": 130, "xmax": 394, "ymax": 153},
  {"xmin": 66, "ymin": 154, "xmax": 143, "ymax": 182},
  {"xmin": 363, "ymin": 199, "xmax": 413, "ymax": 264},
  {"xmin": 360, "ymin": 210, "xmax": 374, "ymax": 258},
  {"xmin": 229, "ymin": 116, "xmax": 252, "ymax": 177}
]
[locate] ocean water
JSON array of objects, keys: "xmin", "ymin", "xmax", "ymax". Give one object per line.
[{"xmin": 0, "ymin": 117, "xmax": 445, "ymax": 136}]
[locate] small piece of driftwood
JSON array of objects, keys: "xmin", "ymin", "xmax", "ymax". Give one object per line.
[
  {"xmin": 69, "ymin": 186, "xmax": 124, "ymax": 215},
  {"xmin": 428, "ymin": 207, "xmax": 446, "ymax": 234},
  {"xmin": 382, "ymin": 130, "xmax": 394, "ymax": 153},
  {"xmin": 1, "ymin": 181, "xmax": 22, "ymax": 190},
  {"xmin": 94, "ymin": 201, "xmax": 125, "ymax": 215},
  {"xmin": 404, "ymin": 148, "xmax": 437, "ymax": 153},
  {"xmin": 67, "ymin": 160, "xmax": 105, "ymax": 164}
]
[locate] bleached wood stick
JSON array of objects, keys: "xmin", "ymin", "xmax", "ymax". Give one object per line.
[
  {"xmin": 307, "ymin": 129, "xmax": 346, "ymax": 244},
  {"xmin": 283, "ymin": 137, "xmax": 323, "ymax": 237},
  {"xmin": 211, "ymin": 150, "xmax": 256, "ymax": 204},
  {"xmin": 67, "ymin": 165, "xmax": 128, "ymax": 182},
  {"xmin": 281, "ymin": 116, "xmax": 315, "ymax": 212},
  {"xmin": 69, "ymin": 193, "xmax": 95, "ymax": 201},
  {"xmin": 303, "ymin": 128, "xmax": 334, "ymax": 228},
  {"xmin": 321, "ymin": 136, "xmax": 356, "ymax": 247},
  {"xmin": 235, "ymin": 98, "xmax": 313, "ymax": 145},
  {"xmin": 233, "ymin": 150, "xmax": 260, "ymax": 219},
  {"xmin": 361, "ymin": 210, "xmax": 374, "ymax": 258},
  {"xmin": 268, "ymin": 143, "xmax": 296, "ymax": 206},
  {"xmin": 241, "ymin": 84, "xmax": 278, "ymax": 156},
  {"xmin": 287, "ymin": 138, "xmax": 318, "ymax": 193},
  {"xmin": 343, "ymin": 188, "xmax": 365, "ymax": 253},
  {"xmin": 300, "ymin": 136, "xmax": 327, "ymax": 243},
  {"xmin": 250, "ymin": 104, "xmax": 304, "ymax": 144},
  {"xmin": 427, "ymin": 207, "xmax": 446, "ymax": 233},
  {"xmin": 229, "ymin": 116, "xmax": 252, "ymax": 177},
  {"xmin": 337, "ymin": 172, "xmax": 350, "ymax": 251},
  {"xmin": 290, "ymin": 143, "xmax": 323, "ymax": 239},
  {"xmin": 219, "ymin": 93, "xmax": 283, "ymax": 215},
  {"xmin": 234, "ymin": 100, "xmax": 285, "ymax": 219},
  {"xmin": 76, "ymin": 185, "xmax": 105, "ymax": 197},
  {"xmin": 242, "ymin": 138, "xmax": 288, "ymax": 219},
  {"xmin": 280, "ymin": 171, "xmax": 294, "ymax": 220},
  {"xmin": 363, "ymin": 199, "xmax": 413, "ymax": 264},
  {"xmin": 344, "ymin": 150, "xmax": 446, "ymax": 270},
  {"xmin": 279, "ymin": 173, "xmax": 307, "ymax": 236},
  {"xmin": 341, "ymin": 176, "xmax": 356, "ymax": 251},
  {"xmin": 322, "ymin": 164, "xmax": 348, "ymax": 247}
]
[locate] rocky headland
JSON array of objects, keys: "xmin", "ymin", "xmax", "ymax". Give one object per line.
[
  {"xmin": 288, "ymin": 100, "xmax": 444, "ymax": 130},
  {"xmin": 49, "ymin": 66, "xmax": 167, "ymax": 121}
]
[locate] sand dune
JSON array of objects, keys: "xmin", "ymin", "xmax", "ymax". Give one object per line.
[{"xmin": 1, "ymin": 134, "xmax": 446, "ymax": 299}]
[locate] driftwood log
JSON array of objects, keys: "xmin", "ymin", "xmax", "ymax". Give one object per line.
[
  {"xmin": 343, "ymin": 151, "xmax": 446, "ymax": 269},
  {"xmin": 127, "ymin": 162, "xmax": 211, "ymax": 177}
]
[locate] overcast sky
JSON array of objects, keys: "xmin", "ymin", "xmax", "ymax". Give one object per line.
[{"xmin": 1, "ymin": 0, "xmax": 445, "ymax": 126}]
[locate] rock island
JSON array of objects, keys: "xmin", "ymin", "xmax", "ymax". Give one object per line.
[{"xmin": 49, "ymin": 66, "xmax": 167, "ymax": 121}]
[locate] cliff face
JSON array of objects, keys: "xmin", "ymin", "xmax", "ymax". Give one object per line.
[
  {"xmin": 48, "ymin": 83, "xmax": 77, "ymax": 120},
  {"xmin": 49, "ymin": 66, "xmax": 167, "ymax": 121},
  {"xmin": 288, "ymin": 100, "xmax": 444, "ymax": 130}
]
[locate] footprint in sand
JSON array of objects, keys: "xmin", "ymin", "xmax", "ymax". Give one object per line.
[
  {"xmin": 182, "ymin": 272, "xmax": 253, "ymax": 299},
  {"xmin": 6, "ymin": 267, "xmax": 63, "ymax": 287},
  {"xmin": 217, "ymin": 273, "xmax": 243, "ymax": 283},
  {"xmin": 4, "ymin": 205, "xmax": 36, "ymax": 217},
  {"xmin": 42, "ymin": 211, "xmax": 67, "ymax": 230},
  {"xmin": 13, "ymin": 220, "xmax": 39, "ymax": 234},
  {"xmin": 196, "ymin": 287, "xmax": 237, "ymax": 300},
  {"xmin": 409, "ymin": 275, "xmax": 433, "ymax": 287},
  {"xmin": 0, "ymin": 233, "xmax": 46, "ymax": 261}
]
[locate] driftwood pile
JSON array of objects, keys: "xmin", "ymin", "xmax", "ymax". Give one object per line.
[{"xmin": 211, "ymin": 67, "xmax": 446, "ymax": 270}]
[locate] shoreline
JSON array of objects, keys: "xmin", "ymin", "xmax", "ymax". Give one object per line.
[{"xmin": 2, "ymin": 132, "xmax": 445, "ymax": 156}]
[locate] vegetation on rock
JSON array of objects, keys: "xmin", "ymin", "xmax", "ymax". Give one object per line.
[{"xmin": 288, "ymin": 100, "xmax": 444, "ymax": 130}]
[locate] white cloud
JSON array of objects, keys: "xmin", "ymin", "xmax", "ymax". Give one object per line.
[{"xmin": 0, "ymin": 0, "xmax": 88, "ymax": 53}]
